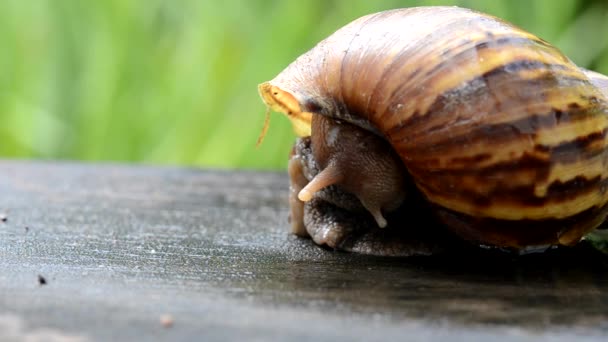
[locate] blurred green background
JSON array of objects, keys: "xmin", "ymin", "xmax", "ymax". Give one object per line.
[{"xmin": 1, "ymin": 0, "xmax": 607, "ymax": 170}]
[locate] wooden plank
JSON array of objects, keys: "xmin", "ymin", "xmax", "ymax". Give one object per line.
[{"xmin": 0, "ymin": 160, "xmax": 607, "ymax": 341}]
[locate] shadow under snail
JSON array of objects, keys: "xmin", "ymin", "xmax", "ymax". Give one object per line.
[{"xmin": 258, "ymin": 6, "xmax": 608, "ymax": 256}]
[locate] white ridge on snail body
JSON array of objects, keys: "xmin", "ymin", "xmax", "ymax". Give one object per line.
[{"xmin": 258, "ymin": 6, "xmax": 608, "ymax": 256}]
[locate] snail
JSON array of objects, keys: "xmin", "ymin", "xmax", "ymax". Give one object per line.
[{"xmin": 258, "ymin": 6, "xmax": 608, "ymax": 256}]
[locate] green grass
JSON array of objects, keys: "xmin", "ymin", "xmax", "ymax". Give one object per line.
[{"xmin": 1, "ymin": 0, "xmax": 607, "ymax": 169}]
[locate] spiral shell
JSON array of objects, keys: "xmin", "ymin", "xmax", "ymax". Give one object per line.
[{"xmin": 259, "ymin": 7, "xmax": 608, "ymax": 248}]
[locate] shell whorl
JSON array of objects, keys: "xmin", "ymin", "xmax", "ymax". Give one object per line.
[{"xmin": 263, "ymin": 6, "xmax": 608, "ymax": 246}]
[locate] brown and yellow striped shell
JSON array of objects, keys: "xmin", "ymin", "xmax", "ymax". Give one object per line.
[{"xmin": 259, "ymin": 7, "xmax": 608, "ymax": 249}]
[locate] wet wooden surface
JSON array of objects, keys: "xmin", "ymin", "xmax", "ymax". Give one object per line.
[{"xmin": 0, "ymin": 160, "xmax": 607, "ymax": 341}]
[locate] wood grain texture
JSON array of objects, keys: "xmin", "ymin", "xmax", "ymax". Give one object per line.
[{"xmin": 1, "ymin": 160, "xmax": 608, "ymax": 341}]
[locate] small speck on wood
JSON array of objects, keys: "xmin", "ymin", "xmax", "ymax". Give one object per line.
[
  {"xmin": 160, "ymin": 314, "xmax": 174, "ymax": 328},
  {"xmin": 38, "ymin": 275, "xmax": 47, "ymax": 286}
]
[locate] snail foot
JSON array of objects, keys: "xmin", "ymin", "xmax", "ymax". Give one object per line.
[
  {"xmin": 303, "ymin": 198, "xmax": 363, "ymax": 249},
  {"xmin": 303, "ymin": 198, "xmax": 450, "ymax": 257}
]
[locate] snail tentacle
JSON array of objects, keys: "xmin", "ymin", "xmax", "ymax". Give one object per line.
[
  {"xmin": 298, "ymin": 162, "xmax": 343, "ymax": 202},
  {"xmin": 288, "ymin": 156, "xmax": 309, "ymax": 236}
]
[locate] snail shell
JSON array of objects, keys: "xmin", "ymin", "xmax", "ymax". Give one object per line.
[{"xmin": 259, "ymin": 6, "xmax": 608, "ymax": 251}]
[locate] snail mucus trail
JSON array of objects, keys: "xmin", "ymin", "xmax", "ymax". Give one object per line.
[{"xmin": 258, "ymin": 6, "xmax": 608, "ymax": 256}]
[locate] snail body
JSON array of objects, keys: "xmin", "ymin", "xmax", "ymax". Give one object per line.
[{"xmin": 259, "ymin": 7, "xmax": 608, "ymax": 255}]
